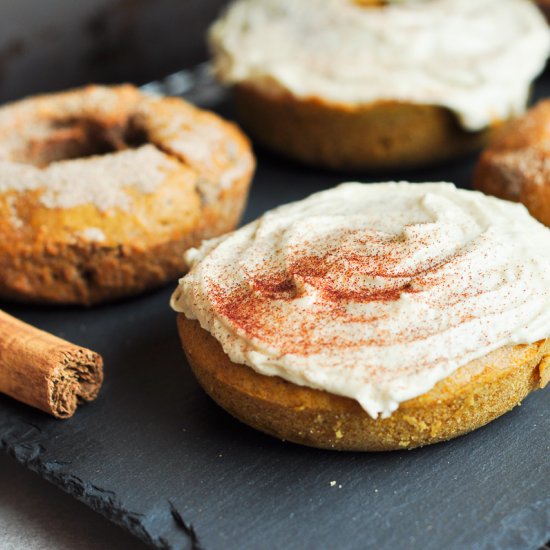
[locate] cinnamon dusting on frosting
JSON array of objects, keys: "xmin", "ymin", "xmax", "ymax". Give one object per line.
[{"xmin": 172, "ymin": 182, "xmax": 550, "ymax": 418}]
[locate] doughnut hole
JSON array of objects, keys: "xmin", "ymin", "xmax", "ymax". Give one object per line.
[{"xmin": 14, "ymin": 115, "xmax": 151, "ymax": 167}]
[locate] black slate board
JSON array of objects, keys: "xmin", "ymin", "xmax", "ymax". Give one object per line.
[{"xmin": 1, "ymin": 73, "xmax": 550, "ymax": 550}]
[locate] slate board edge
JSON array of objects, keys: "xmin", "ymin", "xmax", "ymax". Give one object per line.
[
  {"xmin": 0, "ymin": 419, "xmax": 194, "ymax": 550},
  {"xmin": 2, "ymin": 412, "xmax": 550, "ymax": 550}
]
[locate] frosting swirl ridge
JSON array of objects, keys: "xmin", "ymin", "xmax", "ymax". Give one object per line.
[{"xmin": 171, "ymin": 183, "xmax": 550, "ymax": 417}]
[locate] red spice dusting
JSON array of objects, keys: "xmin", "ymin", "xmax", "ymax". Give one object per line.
[
  {"xmin": 248, "ymin": 274, "xmax": 298, "ymax": 298},
  {"xmin": 209, "ymin": 224, "xmax": 500, "ymax": 361}
]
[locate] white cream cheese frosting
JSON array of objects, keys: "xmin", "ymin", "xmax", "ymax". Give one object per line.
[
  {"xmin": 209, "ymin": 0, "xmax": 550, "ymax": 131},
  {"xmin": 171, "ymin": 182, "xmax": 550, "ymax": 418}
]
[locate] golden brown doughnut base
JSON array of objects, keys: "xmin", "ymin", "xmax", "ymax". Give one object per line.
[
  {"xmin": 234, "ymin": 84, "xmax": 491, "ymax": 171},
  {"xmin": 0, "ymin": 180, "xmax": 248, "ymax": 305},
  {"xmin": 177, "ymin": 315, "xmax": 550, "ymax": 451}
]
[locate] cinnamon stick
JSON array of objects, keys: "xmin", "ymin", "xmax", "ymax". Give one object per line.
[{"xmin": 0, "ymin": 311, "xmax": 103, "ymax": 419}]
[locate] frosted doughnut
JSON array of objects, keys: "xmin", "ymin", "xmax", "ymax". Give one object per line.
[
  {"xmin": 209, "ymin": 0, "xmax": 549, "ymax": 170},
  {"xmin": 172, "ymin": 182, "xmax": 550, "ymax": 450}
]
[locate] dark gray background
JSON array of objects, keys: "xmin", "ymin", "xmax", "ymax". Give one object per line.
[{"xmin": 0, "ymin": 0, "xmax": 227, "ymax": 102}]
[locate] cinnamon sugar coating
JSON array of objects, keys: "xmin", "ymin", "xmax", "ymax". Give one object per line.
[
  {"xmin": 474, "ymin": 99, "xmax": 550, "ymax": 227},
  {"xmin": 0, "ymin": 85, "xmax": 254, "ymax": 304}
]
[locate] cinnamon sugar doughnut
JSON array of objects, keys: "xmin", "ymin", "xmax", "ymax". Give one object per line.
[
  {"xmin": 0, "ymin": 85, "xmax": 254, "ymax": 305},
  {"xmin": 474, "ymin": 99, "xmax": 550, "ymax": 227},
  {"xmin": 209, "ymin": 0, "xmax": 549, "ymax": 171},
  {"xmin": 171, "ymin": 182, "xmax": 550, "ymax": 451}
]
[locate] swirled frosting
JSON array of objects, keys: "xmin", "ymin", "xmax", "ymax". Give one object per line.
[
  {"xmin": 209, "ymin": 0, "xmax": 550, "ymax": 131},
  {"xmin": 171, "ymin": 182, "xmax": 550, "ymax": 418}
]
